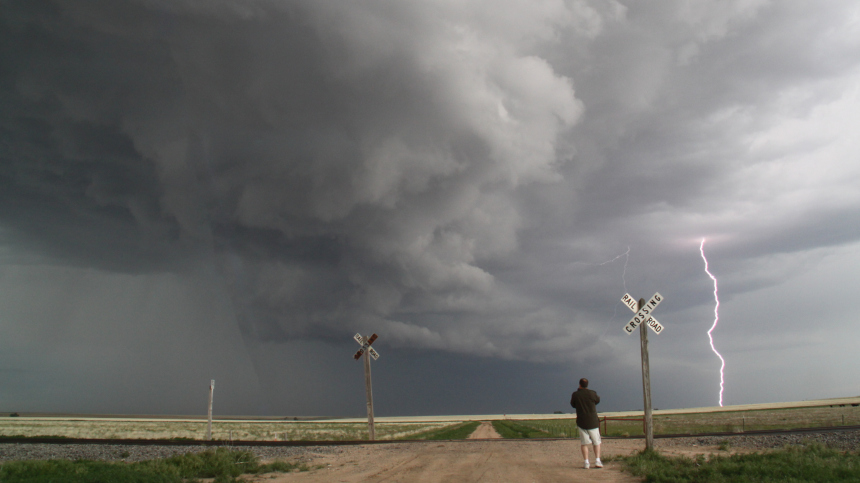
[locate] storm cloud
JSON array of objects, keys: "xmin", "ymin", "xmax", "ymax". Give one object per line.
[{"xmin": 2, "ymin": 0, "xmax": 859, "ymax": 416}]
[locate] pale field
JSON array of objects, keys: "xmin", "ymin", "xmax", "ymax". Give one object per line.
[
  {"xmin": 329, "ymin": 396, "xmax": 860, "ymax": 422},
  {"xmin": 0, "ymin": 419, "xmax": 454, "ymax": 441},
  {"xmin": 1, "ymin": 396, "xmax": 856, "ymax": 441},
  {"xmin": 598, "ymin": 403, "xmax": 860, "ymax": 437}
]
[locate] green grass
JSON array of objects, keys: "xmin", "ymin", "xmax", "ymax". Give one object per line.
[
  {"xmin": 622, "ymin": 443, "xmax": 860, "ymax": 482},
  {"xmin": 410, "ymin": 421, "xmax": 481, "ymax": 440},
  {"xmin": 507, "ymin": 419, "xmax": 579, "ymax": 438},
  {"xmin": 0, "ymin": 447, "xmax": 310, "ymax": 483},
  {"xmin": 491, "ymin": 420, "xmax": 553, "ymax": 439},
  {"xmin": 485, "ymin": 419, "xmax": 579, "ymax": 439}
]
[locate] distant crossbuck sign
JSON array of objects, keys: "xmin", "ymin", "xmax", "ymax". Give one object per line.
[
  {"xmin": 354, "ymin": 333, "xmax": 380, "ymax": 360},
  {"xmin": 622, "ymin": 292, "xmax": 664, "ymax": 335}
]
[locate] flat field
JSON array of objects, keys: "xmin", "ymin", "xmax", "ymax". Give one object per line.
[
  {"xmin": 1, "ymin": 397, "xmax": 858, "ymax": 441},
  {"xmin": 0, "ymin": 419, "xmax": 454, "ymax": 441},
  {"xmin": 597, "ymin": 403, "xmax": 860, "ymax": 437},
  {"xmin": 504, "ymin": 403, "xmax": 860, "ymax": 439}
]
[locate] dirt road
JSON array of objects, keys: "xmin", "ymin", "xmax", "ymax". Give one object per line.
[
  {"xmin": 467, "ymin": 421, "xmax": 502, "ymax": 439},
  {"xmin": 252, "ymin": 438, "xmax": 647, "ymax": 482},
  {"xmin": 239, "ymin": 421, "xmax": 766, "ymax": 482}
]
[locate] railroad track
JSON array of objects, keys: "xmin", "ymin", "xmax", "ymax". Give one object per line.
[{"xmin": 2, "ymin": 425, "xmax": 859, "ymax": 447}]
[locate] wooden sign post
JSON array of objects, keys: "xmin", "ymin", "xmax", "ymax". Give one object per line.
[
  {"xmin": 206, "ymin": 379, "xmax": 215, "ymax": 441},
  {"xmin": 621, "ymin": 293, "xmax": 664, "ymax": 450},
  {"xmin": 637, "ymin": 298, "xmax": 654, "ymax": 451},
  {"xmin": 353, "ymin": 333, "xmax": 380, "ymax": 440}
]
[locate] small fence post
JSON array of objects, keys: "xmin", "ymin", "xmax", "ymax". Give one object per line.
[{"xmin": 206, "ymin": 379, "xmax": 215, "ymax": 441}]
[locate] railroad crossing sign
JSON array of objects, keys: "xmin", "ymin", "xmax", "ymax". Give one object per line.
[
  {"xmin": 620, "ymin": 292, "xmax": 666, "ymax": 451},
  {"xmin": 622, "ymin": 292, "xmax": 664, "ymax": 335},
  {"xmin": 354, "ymin": 333, "xmax": 380, "ymax": 360},
  {"xmin": 353, "ymin": 332, "xmax": 379, "ymax": 440}
]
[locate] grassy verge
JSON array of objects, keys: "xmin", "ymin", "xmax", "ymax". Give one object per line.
[
  {"xmin": 0, "ymin": 447, "xmax": 310, "ymax": 483},
  {"xmin": 0, "ymin": 435, "xmax": 70, "ymax": 440},
  {"xmin": 409, "ymin": 421, "xmax": 481, "ymax": 440},
  {"xmin": 622, "ymin": 443, "xmax": 860, "ymax": 482},
  {"xmin": 491, "ymin": 420, "xmax": 552, "ymax": 439}
]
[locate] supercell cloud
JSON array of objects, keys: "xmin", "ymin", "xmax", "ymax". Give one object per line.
[{"xmin": 1, "ymin": 0, "xmax": 859, "ymax": 416}]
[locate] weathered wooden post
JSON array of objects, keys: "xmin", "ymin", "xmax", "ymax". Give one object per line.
[
  {"xmin": 206, "ymin": 379, "xmax": 215, "ymax": 441},
  {"xmin": 353, "ymin": 333, "xmax": 380, "ymax": 440},
  {"xmin": 363, "ymin": 348, "xmax": 375, "ymax": 440},
  {"xmin": 638, "ymin": 298, "xmax": 654, "ymax": 450}
]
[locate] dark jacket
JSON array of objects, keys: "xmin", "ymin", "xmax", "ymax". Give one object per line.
[{"xmin": 570, "ymin": 388, "xmax": 600, "ymax": 430}]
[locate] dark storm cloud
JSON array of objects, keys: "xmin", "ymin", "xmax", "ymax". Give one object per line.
[
  {"xmin": 2, "ymin": 0, "xmax": 860, "ymax": 415},
  {"xmin": 1, "ymin": 0, "xmax": 584, "ymax": 351}
]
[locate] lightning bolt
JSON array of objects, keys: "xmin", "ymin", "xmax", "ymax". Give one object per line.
[
  {"xmin": 620, "ymin": 246, "xmax": 630, "ymax": 295},
  {"xmin": 700, "ymin": 238, "xmax": 725, "ymax": 407},
  {"xmin": 596, "ymin": 246, "xmax": 631, "ymax": 339},
  {"xmin": 597, "ymin": 246, "xmax": 631, "ymax": 266},
  {"xmin": 598, "ymin": 246, "xmax": 631, "ymax": 295}
]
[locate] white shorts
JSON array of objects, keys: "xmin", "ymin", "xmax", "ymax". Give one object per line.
[{"xmin": 579, "ymin": 427, "xmax": 601, "ymax": 446}]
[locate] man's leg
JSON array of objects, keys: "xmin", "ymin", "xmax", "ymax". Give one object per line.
[
  {"xmin": 581, "ymin": 444, "xmax": 590, "ymax": 468},
  {"xmin": 579, "ymin": 427, "xmax": 594, "ymax": 468},
  {"xmin": 582, "ymin": 428, "xmax": 602, "ymax": 468}
]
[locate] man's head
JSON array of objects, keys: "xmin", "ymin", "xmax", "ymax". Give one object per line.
[{"xmin": 579, "ymin": 378, "xmax": 589, "ymax": 388}]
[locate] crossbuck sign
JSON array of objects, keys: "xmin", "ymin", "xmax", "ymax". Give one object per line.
[
  {"xmin": 354, "ymin": 333, "xmax": 380, "ymax": 360},
  {"xmin": 622, "ymin": 292, "xmax": 664, "ymax": 335}
]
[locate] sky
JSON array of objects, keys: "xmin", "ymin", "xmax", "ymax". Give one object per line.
[{"xmin": 1, "ymin": 0, "xmax": 859, "ymax": 418}]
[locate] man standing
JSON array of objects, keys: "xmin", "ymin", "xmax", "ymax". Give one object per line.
[{"xmin": 570, "ymin": 378, "xmax": 602, "ymax": 469}]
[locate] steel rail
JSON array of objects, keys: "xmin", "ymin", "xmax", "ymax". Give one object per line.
[{"xmin": 1, "ymin": 425, "xmax": 859, "ymax": 447}]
